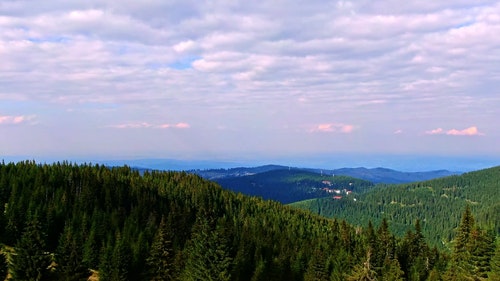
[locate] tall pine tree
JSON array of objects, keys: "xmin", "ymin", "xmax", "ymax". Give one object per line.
[
  {"xmin": 147, "ymin": 217, "xmax": 176, "ymax": 281},
  {"xmin": 10, "ymin": 218, "xmax": 52, "ymax": 281}
]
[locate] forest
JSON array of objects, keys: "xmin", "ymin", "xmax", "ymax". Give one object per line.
[
  {"xmin": 214, "ymin": 169, "xmax": 374, "ymax": 204},
  {"xmin": 0, "ymin": 161, "xmax": 498, "ymax": 280},
  {"xmin": 292, "ymin": 166, "xmax": 500, "ymax": 249}
]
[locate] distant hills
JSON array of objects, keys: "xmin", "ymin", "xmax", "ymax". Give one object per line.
[
  {"xmin": 316, "ymin": 167, "xmax": 459, "ymax": 184},
  {"xmin": 212, "ymin": 169, "xmax": 374, "ymax": 204},
  {"xmin": 190, "ymin": 165, "xmax": 460, "ymax": 204},
  {"xmin": 194, "ymin": 165, "xmax": 460, "ymax": 183}
]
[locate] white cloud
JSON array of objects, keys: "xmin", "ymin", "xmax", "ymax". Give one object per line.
[
  {"xmin": 425, "ymin": 126, "xmax": 484, "ymax": 136},
  {"xmin": 1, "ymin": 0, "xmax": 499, "ymax": 158},
  {"xmin": 0, "ymin": 115, "xmax": 36, "ymax": 125},
  {"xmin": 113, "ymin": 122, "xmax": 190, "ymax": 129},
  {"xmin": 310, "ymin": 123, "xmax": 355, "ymax": 133}
]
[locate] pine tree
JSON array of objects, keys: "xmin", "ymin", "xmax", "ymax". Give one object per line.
[
  {"xmin": 444, "ymin": 205, "xmax": 476, "ymax": 280},
  {"xmin": 0, "ymin": 252, "xmax": 8, "ymax": 281},
  {"xmin": 82, "ymin": 225, "xmax": 100, "ymax": 270},
  {"xmin": 381, "ymin": 258, "xmax": 404, "ymax": 281},
  {"xmin": 346, "ymin": 250, "xmax": 377, "ymax": 281},
  {"xmin": 181, "ymin": 215, "xmax": 233, "ymax": 281},
  {"xmin": 303, "ymin": 246, "xmax": 329, "ymax": 281},
  {"xmin": 10, "ymin": 219, "xmax": 52, "ymax": 281},
  {"xmin": 54, "ymin": 224, "xmax": 88, "ymax": 281},
  {"xmin": 488, "ymin": 237, "xmax": 500, "ymax": 281},
  {"xmin": 110, "ymin": 233, "xmax": 132, "ymax": 281},
  {"xmin": 468, "ymin": 227, "xmax": 494, "ymax": 279},
  {"xmin": 147, "ymin": 217, "xmax": 175, "ymax": 281}
]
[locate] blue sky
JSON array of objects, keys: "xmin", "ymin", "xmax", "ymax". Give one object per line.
[{"xmin": 1, "ymin": 0, "xmax": 499, "ymax": 169}]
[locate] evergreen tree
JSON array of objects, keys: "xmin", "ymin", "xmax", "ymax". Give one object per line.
[
  {"xmin": 110, "ymin": 233, "xmax": 132, "ymax": 281},
  {"xmin": 181, "ymin": 215, "xmax": 233, "ymax": 281},
  {"xmin": 0, "ymin": 252, "xmax": 8, "ymax": 281},
  {"xmin": 381, "ymin": 258, "xmax": 404, "ymax": 281},
  {"xmin": 147, "ymin": 217, "xmax": 176, "ymax": 281},
  {"xmin": 443, "ymin": 205, "xmax": 477, "ymax": 280},
  {"xmin": 54, "ymin": 224, "xmax": 88, "ymax": 281},
  {"xmin": 346, "ymin": 250, "xmax": 377, "ymax": 281},
  {"xmin": 98, "ymin": 237, "xmax": 114, "ymax": 281},
  {"xmin": 10, "ymin": 219, "xmax": 52, "ymax": 281},
  {"xmin": 303, "ymin": 245, "xmax": 329, "ymax": 281},
  {"xmin": 489, "ymin": 237, "xmax": 500, "ymax": 281},
  {"xmin": 468, "ymin": 227, "xmax": 494, "ymax": 279},
  {"xmin": 82, "ymin": 225, "xmax": 100, "ymax": 270}
]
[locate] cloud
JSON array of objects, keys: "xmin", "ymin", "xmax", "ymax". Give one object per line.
[
  {"xmin": 1, "ymin": 1, "xmax": 499, "ymax": 158},
  {"xmin": 446, "ymin": 126, "xmax": 484, "ymax": 136},
  {"xmin": 310, "ymin": 123, "xmax": 355, "ymax": 133},
  {"xmin": 0, "ymin": 115, "xmax": 36, "ymax": 125},
  {"xmin": 158, "ymin": 123, "xmax": 191, "ymax": 129},
  {"xmin": 425, "ymin": 128, "xmax": 444, "ymax": 135},
  {"xmin": 393, "ymin": 129, "xmax": 403, "ymax": 134},
  {"xmin": 113, "ymin": 122, "xmax": 190, "ymax": 129},
  {"xmin": 425, "ymin": 126, "xmax": 484, "ymax": 136}
]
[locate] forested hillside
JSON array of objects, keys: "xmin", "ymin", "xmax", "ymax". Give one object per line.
[
  {"xmin": 292, "ymin": 166, "xmax": 500, "ymax": 248},
  {"xmin": 214, "ymin": 169, "xmax": 374, "ymax": 203},
  {"xmin": 0, "ymin": 161, "xmax": 498, "ymax": 280}
]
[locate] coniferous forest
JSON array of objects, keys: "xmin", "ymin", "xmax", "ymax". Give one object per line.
[{"xmin": 0, "ymin": 161, "xmax": 499, "ymax": 280}]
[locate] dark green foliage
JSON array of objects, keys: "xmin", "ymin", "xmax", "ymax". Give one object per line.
[
  {"xmin": 346, "ymin": 251, "xmax": 377, "ymax": 281},
  {"xmin": 10, "ymin": 218, "xmax": 52, "ymax": 281},
  {"xmin": 293, "ymin": 166, "xmax": 500, "ymax": 249},
  {"xmin": 54, "ymin": 224, "xmax": 88, "ymax": 281},
  {"xmin": 444, "ymin": 206, "xmax": 496, "ymax": 280},
  {"xmin": 490, "ymin": 238, "xmax": 500, "ymax": 280},
  {"xmin": 0, "ymin": 252, "xmax": 8, "ymax": 281},
  {"xmin": 0, "ymin": 161, "xmax": 497, "ymax": 280},
  {"xmin": 215, "ymin": 169, "xmax": 374, "ymax": 204},
  {"xmin": 181, "ymin": 214, "xmax": 233, "ymax": 281},
  {"xmin": 147, "ymin": 217, "xmax": 175, "ymax": 281},
  {"xmin": 303, "ymin": 245, "xmax": 329, "ymax": 281}
]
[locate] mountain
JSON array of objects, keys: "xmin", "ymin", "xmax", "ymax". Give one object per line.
[
  {"xmin": 322, "ymin": 167, "xmax": 460, "ymax": 184},
  {"xmin": 291, "ymin": 165, "xmax": 500, "ymax": 248},
  {"xmin": 192, "ymin": 165, "xmax": 458, "ymax": 204},
  {"xmin": 192, "ymin": 164, "xmax": 288, "ymax": 179},
  {"xmin": 194, "ymin": 165, "xmax": 459, "ymax": 183},
  {"xmin": 213, "ymin": 168, "xmax": 374, "ymax": 204}
]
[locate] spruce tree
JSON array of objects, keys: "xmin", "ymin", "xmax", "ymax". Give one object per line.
[
  {"xmin": 444, "ymin": 205, "xmax": 476, "ymax": 280},
  {"xmin": 181, "ymin": 215, "xmax": 232, "ymax": 281},
  {"xmin": 381, "ymin": 258, "xmax": 404, "ymax": 281},
  {"xmin": 0, "ymin": 252, "xmax": 7, "ymax": 281},
  {"xmin": 346, "ymin": 250, "xmax": 377, "ymax": 281},
  {"xmin": 147, "ymin": 217, "xmax": 175, "ymax": 281},
  {"xmin": 10, "ymin": 219, "xmax": 52, "ymax": 281},
  {"xmin": 54, "ymin": 224, "xmax": 88, "ymax": 281},
  {"xmin": 489, "ymin": 238, "xmax": 500, "ymax": 281},
  {"xmin": 303, "ymin": 246, "xmax": 329, "ymax": 281}
]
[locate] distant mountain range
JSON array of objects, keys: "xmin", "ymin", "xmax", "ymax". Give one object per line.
[
  {"xmin": 193, "ymin": 165, "xmax": 460, "ymax": 184},
  {"xmin": 211, "ymin": 169, "xmax": 374, "ymax": 204}
]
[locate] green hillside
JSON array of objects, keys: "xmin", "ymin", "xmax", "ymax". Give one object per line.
[
  {"xmin": 291, "ymin": 166, "xmax": 500, "ymax": 249},
  {"xmin": 0, "ymin": 161, "xmax": 498, "ymax": 280},
  {"xmin": 215, "ymin": 169, "xmax": 374, "ymax": 203}
]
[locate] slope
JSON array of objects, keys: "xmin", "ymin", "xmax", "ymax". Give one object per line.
[
  {"xmin": 214, "ymin": 168, "xmax": 374, "ymax": 204},
  {"xmin": 292, "ymin": 165, "xmax": 500, "ymax": 248}
]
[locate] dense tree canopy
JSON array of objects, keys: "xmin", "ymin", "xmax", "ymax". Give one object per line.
[
  {"xmin": 0, "ymin": 161, "xmax": 497, "ymax": 280},
  {"xmin": 293, "ymin": 166, "xmax": 500, "ymax": 248}
]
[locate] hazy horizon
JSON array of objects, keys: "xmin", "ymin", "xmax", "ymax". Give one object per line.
[{"xmin": 3, "ymin": 153, "xmax": 499, "ymax": 173}]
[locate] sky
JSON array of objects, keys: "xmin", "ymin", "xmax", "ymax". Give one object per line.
[{"xmin": 1, "ymin": 0, "xmax": 500, "ymax": 169}]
